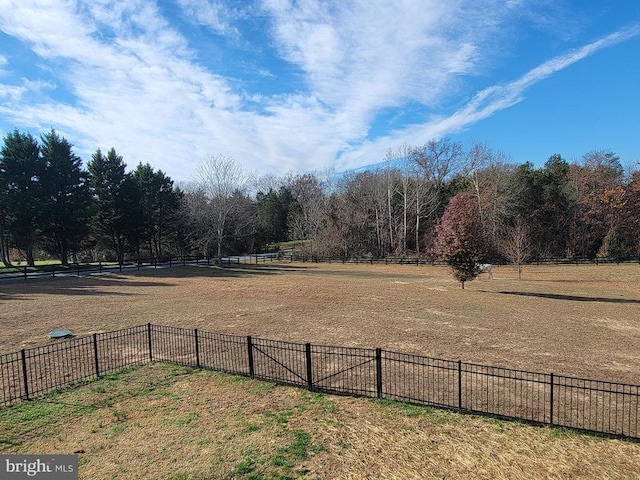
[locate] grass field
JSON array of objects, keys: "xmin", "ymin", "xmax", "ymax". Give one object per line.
[
  {"xmin": 1, "ymin": 261, "xmax": 640, "ymax": 478},
  {"xmin": 2, "ymin": 363, "xmax": 640, "ymax": 480},
  {"xmin": 1, "ymin": 261, "xmax": 639, "ymax": 383}
]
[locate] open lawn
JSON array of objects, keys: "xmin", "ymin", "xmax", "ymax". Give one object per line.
[
  {"xmin": 1, "ymin": 262, "xmax": 640, "ymax": 478},
  {"xmin": 2, "ymin": 363, "xmax": 640, "ymax": 480},
  {"xmin": 0, "ymin": 261, "xmax": 639, "ymax": 383}
]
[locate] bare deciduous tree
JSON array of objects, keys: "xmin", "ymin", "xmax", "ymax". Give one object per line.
[
  {"xmin": 411, "ymin": 138, "xmax": 466, "ymax": 249},
  {"xmin": 288, "ymin": 173, "xmax": 327, "ymax": 254},
  {"xmin": 190, "ymin": 154, "xmax": 252, "ymax": 265},
  {"xmin": 502, "ymin": 216, "xmax": 533, "ymax": 280}
]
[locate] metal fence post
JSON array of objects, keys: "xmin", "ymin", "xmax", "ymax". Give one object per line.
[
  {"xmin": 305, "ymin": 343, "xmax": 313, "ymax": 391},
  {"xmin": 376, "ymin": 348, "xmax": 383, "ymax": 398},
  {"xmin": 458, "ymin": 360, "xmax": 462, "ymax": 410},
  {"xmin": 147, "ymin": 323, "xmax": 153, "ymax": 362},
  {"xmin": 247, "ymin": 336, "xmax": 255, "ymax": 378},
  {"xmin": 549, "ymin": 373, "xmax": 554, "ymax": 426},
  {"xmin": 21, "ymin": 349, "xmax": 29, "ymax": 401},
  {"xmin": 93, "ymin": 333, "xmax": 100, "ymax": 377},
  {"xmin": 194, "ymin": 329, "xmax": 201, "ymax": 368}
]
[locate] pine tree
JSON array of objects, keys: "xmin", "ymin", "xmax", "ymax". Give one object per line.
[
  {"xmin": 132, "ymin": 163, "xmax": 181, "ymax": 259},
  {"xmin": 40, "ymin": 129, "xmax": 91, "ymax": 264},
  {"xmin": 0, "ymin": 129, "xmax": 46, "ymax": 266},
  {"xmin": 87, "ymin": 148, "xmax": 142, "ymax": 263}
]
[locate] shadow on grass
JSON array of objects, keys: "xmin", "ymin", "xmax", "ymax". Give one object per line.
[
  {"xmin": 496, "ymin": 291, "xmax": 640, "ymax": 304},
  {"xmin": 0, "ymin": 276, "xmax": 172, "ymax": 301},
  {"xmin": 132, "ymin": 263, "xmax": 313, "ymax": 278},
  {"xmin": 0, "ymin": 263, "xmax": 311, "ymax": 301}
]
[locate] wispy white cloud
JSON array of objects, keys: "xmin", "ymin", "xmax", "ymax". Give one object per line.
[
  {"xmin": 0, "ymin": 1, "xmax": 637, "ymax": 180},
  {"xmin": 176, "ymin": 0, "xmax": 241, "ymax": 36},
  {"xmin": 335, "ymin": 23, "xmax": 640, "ymax": 169},
  {"xmin": 261, "ymin": 0, "xmax": 496, "ymax": 111}
]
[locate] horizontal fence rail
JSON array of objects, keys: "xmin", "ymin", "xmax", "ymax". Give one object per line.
[
  {"xmin": 4, "ymin": 253, "xmax": 638, "ymax": 282},
  {"xmin": 288, "ymin": 255, "xmax": 640, "ymax": 266},
  {"xmin": 1, "ymin": 323, "xmax": 639, "ymax": 440},
  {"xmin": 0, "ymin": 256, "xmax": 212, "ymax": 281}
]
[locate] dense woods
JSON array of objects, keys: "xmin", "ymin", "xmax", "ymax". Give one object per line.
[{"xmin": 1, "ymin": 128, "xmax": 639, "ymax": 266}]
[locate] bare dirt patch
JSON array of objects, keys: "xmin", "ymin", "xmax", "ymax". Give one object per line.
[{"xmin": 1, "ymin": 262, "xmax": 639, "ymax": 383}]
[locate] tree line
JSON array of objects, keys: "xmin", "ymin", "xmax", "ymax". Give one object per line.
[
  {"xmin": 294, "ymin": 140, "xmax": 639, "ymax": 265},
  {"xmin": 1, "ymin": 129, "xmax": 639, "ymax": 267}
]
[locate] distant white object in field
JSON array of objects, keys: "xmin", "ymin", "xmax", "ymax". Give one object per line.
[{"xmin": 477, "ymin": 263, "xmax": 493, "ymax": 279}]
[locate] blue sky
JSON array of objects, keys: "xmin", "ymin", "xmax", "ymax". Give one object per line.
[{"xmin": 0, "ymin": 1, "xmax": 638, "ymax": 182}]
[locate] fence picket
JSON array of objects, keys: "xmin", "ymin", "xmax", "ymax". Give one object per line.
[
  {"xmin": 20, "ymin": 349, "xmax": 29, "ymax": 401},
  {"xmin": 305, "ymin": 343, "xmax": 313, "ymax": 391},
  {"xmin": 93, "ymin": 333, "xmax": 100, "ymax": 378}
]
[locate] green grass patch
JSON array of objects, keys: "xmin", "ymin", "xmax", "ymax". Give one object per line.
[
  {"xmin": 175, "ymin": 411, "xmax": 199, "ymax": 427},
  {"xmin": 300, "ymin": 392, "xmax": 335, "ymax": 414}
]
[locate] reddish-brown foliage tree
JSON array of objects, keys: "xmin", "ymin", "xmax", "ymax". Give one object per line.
[{"xmin": 435, "ymin": 194, "xmax": 487, "ymax": 289}]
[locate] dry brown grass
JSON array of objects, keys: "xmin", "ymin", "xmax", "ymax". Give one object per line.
[
  {"xmin": 2, "ymin": 363, "xmax": 640, "ymax": 480},
  {"xmin": 1, "ymin": 262, "xmax": 639, "ymax": 384},
  {"xmin": 2, "ymin": 262, "xmax": 640, "ymax": 479}
]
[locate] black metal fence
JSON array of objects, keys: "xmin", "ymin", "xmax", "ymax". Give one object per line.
[
  {"xmin": 0, "ymin": 254, "xmax": 285, "ymax": 281},
  {"xmin": 0, "ymin": 256, "xmax": 216, "ymax": 282},
  {"xmin": 288, "ymin": 255, "xmax": 640, "ymax": 266},
  {"xmin": 1, "ymin": 324, "xmax": 638, "ymax": 440},
  {"xmin": 5, "ymin": 253, "xmax": 637, "ymax": 282}
]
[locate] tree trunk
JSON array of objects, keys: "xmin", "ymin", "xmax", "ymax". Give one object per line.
[
  {"xmin": 517, "ymin": 263, "xmax": 522, "ymax": 280},
  {"xmin": 25, "ymin": 245, "xmax": 35, "ymax": 267},
  {"xmin": 387, "ymin": 170, "xmax": 394, "ymax": 250},
  {"xmin": 415, "ymin": 192, "xmax": 420, "ymax": 257},
  {"xmin": 0, "ymin": 228, "xmax": 12, "ymax": 267},
  {"xmin": 60, "ymin": 242, "xmax": 69, "ymax": 266},
  {"xmin": 460, "ymin": 280, "xmax": 465, "ymax": 290}
]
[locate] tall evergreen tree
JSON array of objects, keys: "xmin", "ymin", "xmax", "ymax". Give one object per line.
[
  {"xmin": 87, "ymin": 148, "xmax": 142, "ymax": 263},
  {"xmin": 256, "ymin": 186, "xmax": 296, "ymax": 247},
  {"xmin": 132, "ymin": 163, "xmax": 181, "ymax": 259},
  {"xmin": 0, "ymin": 129, "xmax": 46, "ymax": 266},
  {"xmin": 40, "ymin": 129, "xmax": 91, "ymax": 264}
]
